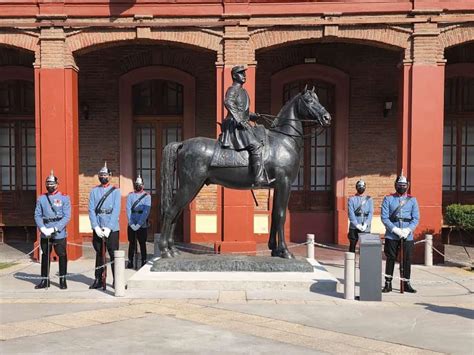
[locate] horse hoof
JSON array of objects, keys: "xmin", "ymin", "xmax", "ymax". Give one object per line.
[
  {"xmin": 280, "ymin": 250, "xmax": 294, "ymax": 259},
  {"xmin": 160, "ymin": 249, "xmax": 172, "ymax": 259},
  {"xmin": 169, "ymin": 247, "xmax": 181, "ymax": 257},
  {"xmin": 271, "ymin": 249, "xmax": 278, "ymax": 257}
]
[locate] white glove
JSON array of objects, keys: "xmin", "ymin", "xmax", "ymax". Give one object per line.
[
  {"xmin": 401, "ymin": 228, "xmax": 411, "ymax": 239},
  {"xmin": 356, "ymin": 224, "xmax": 363, "ymax": 231},
  {"xmin": 361, "ymin": 223, "xmax": 368, "ymax": 232},
  {"xmin": 102, "ymin": 227, "xmax": 111, "ymax": 238},
  {"xmin": 46, "ymin": 227, "xmax": 56, "ymax": 236},
  {"xmin": 40, "ymin": 227, "xmax": 51, "ymax": 236},
  {"xmin": 94, "ymin": 226, "xmax": 104, "ymax": 238},
  {"xmin": 392, "ymin": 227, "xmax": 403, "ymax": 237},
  {"xmin": 131, "ymin": 224, "xmax": 140, "ymax": 231}
]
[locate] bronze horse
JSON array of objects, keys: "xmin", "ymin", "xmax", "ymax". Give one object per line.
[{"xmin": 159, "ymin": 88, "xmax": 331, "ymax": 259}]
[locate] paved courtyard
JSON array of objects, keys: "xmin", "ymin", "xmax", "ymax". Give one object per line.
[{"xmin": 0, "ymin": 241, "xmax": 473, "ymax": 354}]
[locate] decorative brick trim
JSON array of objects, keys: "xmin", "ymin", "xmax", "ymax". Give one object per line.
[
  {"xmin": 67, "ymin": 28, "xmax": 222, "ymax": 55},
  {"xmin": 250, "ymin": 25, "xmax": 409, "ymax": 52},
  {"xmin": 439, "ymin": 23, "xmax": 474, "ymax": 50}
]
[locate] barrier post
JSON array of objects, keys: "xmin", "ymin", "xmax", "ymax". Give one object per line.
[
  {"xmin": 344, "ymin": 252, "xmax": 355, "ymax": 300},
  {"xmin": 307, "ymin": 234, "xmax": 315, "ymax": 259},
  {"xmin": 114, "ymin": 250, "xmax": 125, "ymax": 297},
  {"xmin": 425, "ymin": 234, "xmax": 433, "ymax": 267}
]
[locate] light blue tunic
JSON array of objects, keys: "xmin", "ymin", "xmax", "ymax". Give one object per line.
[
  {"xmin": 381, "ymin": 194, "xmax": 420, "ymax": 241},
  {"xmin": 34, "ymin": 192, "xmax": 71, "ymax": 239},
  {"xmin": 126, "ymin": 191, "xmax": 151, "ymax": 228},
  {"xmin": 88, "ymin": 184, "xmax": 121, "ymax": 232}
]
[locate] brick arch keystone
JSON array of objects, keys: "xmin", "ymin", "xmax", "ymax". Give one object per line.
[
  {"xmin": 250, "ymin": 26, "xmax": 408, "ymax": 52},
  {"xmin": 440, "ymin": 24, "xmax": 474, "ymax": 50},
  {"xmin": 68, "ymin": 29, "xmax": 221, "ymax": 54}
]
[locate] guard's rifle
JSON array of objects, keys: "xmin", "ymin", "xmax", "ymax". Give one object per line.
[
  {"xmin": 134, "ymin": 232, "xmax": 139, "ymax": 270},
  {"xmin": 102, "ymin": 237, "xmax": 107, "ymax": 291}
]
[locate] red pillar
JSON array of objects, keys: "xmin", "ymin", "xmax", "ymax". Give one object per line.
[
  {"xmin": 214, "ymin": 65, "xmax": 256, "ymax": 254},
  {"xmin": 34, "ymin": 68, "xmax": 81, "ymax": 260},
  {"xmin": 399, "ymin": 62, "xmax": 445, "ymax": 263}
]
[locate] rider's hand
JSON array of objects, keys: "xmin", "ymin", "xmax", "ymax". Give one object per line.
[
  {"xmin": 40, "ymin": 227, "xmax": 51, "ymax": 237},
  {"xmin": 239, "ymin": 121, "xmax": 251, "ymax": 129}
]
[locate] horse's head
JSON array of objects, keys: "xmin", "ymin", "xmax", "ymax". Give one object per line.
[{"xmin": 297, "ymin": 87, "xmax": 332, "ymax": 127}]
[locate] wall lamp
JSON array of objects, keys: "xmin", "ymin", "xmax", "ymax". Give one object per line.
[{"xmin": 383, "ymin": 100, "xmax": 393, "ymax": 118}]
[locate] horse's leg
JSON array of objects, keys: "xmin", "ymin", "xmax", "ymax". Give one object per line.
[
  {"xmin": 162, "ymin": 177, "xmax": 205, "ymax": 258},
  {"xmin": 268, "ymin": 206, "xmax": 277, "ymax": 255},
  {"xmin": 271, "ymin": 178, "xmax": 294, "ymax": 259}
]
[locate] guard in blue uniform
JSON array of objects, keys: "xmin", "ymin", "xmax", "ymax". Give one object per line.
[
  {"xmin": 88, "ymin": 162, "xmax": 121, "ymax": 289},
  {"xmin": 126, "ymin": 175, "xmax": 151, "ymax": 269},
  {"xmin": 34, "ymin": 170, "xmax": 71, "ymax": 289},
  {"xmin": 347, "ymin": 180, "xmax": 373, "ymax": 253},
  {"xmin": 381, "ymin": 171, "xmax": 419, "ymax": 293}
]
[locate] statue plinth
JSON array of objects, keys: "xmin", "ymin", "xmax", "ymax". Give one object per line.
[{"xmin": 151, "ymin": 255, "xmax": 313, "ymax": 272}]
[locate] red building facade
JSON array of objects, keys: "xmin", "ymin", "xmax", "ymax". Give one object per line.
[{"xmin": 0, "ymin": 0, "xmax": 473, "ymax": 261}]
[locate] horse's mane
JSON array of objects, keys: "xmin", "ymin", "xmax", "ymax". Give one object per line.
[{"xmin": 273, "ymin": 92, "xmax": 302, "ymax": 126}]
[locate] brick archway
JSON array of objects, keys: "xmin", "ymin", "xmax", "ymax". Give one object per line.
[
  {"xmin": 0, "ymin": 32, "xmax": 39, "ymax": 54},
  {"xmin": 119, "ymin": 66, "xmax": 196, "ymax": 240},
  {"xmin": 271, "ymin": 64, "xmax": 350, "ymax": 245},
  {"xmin": 440, "ymin": 24, "xmax": 474, "ymax": 50},
  {"xmin": 251, "ymin": 26, "xmax": 408, "ymax": 54},
  {"xmin": 68, "ymin": 29, "xmax": 221, "ymax": 55}
]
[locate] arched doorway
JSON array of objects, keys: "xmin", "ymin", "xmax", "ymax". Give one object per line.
[
  {"xmin": 270, "ymin": 63, "xmax": 349, "ymax": 244},
  {"xmin": 443, "ymin": 62, "xmax": 474, "ymax": 206},
  {"xmin": 132, "ymin": 78, "xmax": 184, "ymax": 237},
  {"xmin": 119, "ymin": 66, "xmax": 196, "ymax": 239},
  {"xmin": 0, "ymin": 65, "xmax": 35, "ymax": 240}
]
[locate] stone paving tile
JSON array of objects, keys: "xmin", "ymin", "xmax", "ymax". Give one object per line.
[
  {"xmin": 7, "ymin": 319, "xmax": 68, "ymax": 335},
  {"xmin": 0, "ymin": 324, "xmax": 33, "ymax": 340},
  {"xmin": 218, "ymin": 290, "xmax": 247, "ymax": 303},
  {"xmin": 44, "ymin": 313, "xmax": 102, "ymax": 328}
]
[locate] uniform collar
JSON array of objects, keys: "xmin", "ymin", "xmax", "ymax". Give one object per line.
[
  {"xmin": 395, "ymin": 192, "xmax": 408, "ymax": 197},
  {"xmin": 355, "ymin": 193, "xmax": 364, "ymax": 197},
  {"xmin": 47, "ymin": 190, "xmax": 59, "ymax": 196},
  {"xmin": 101, "ymin": 183, "xmax": 111, "ymax": 188}
]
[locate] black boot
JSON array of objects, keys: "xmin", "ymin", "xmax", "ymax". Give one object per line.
[
  {"xmin": 250, "ymin": 152, "xmax": 267, "ymax": 186},
  {"xmin": 89, "ymin": 278, "xmax": 103, "ymax": 289},
  {"xmin": 59, "ymin": 277, "xmax": 67, "ymax": 290},
  {"xmin": 382, "ymin": 279, "xmax": 392, "ymax": 293},
  {"xmin": 35, "ymin": 279, "xmax": 50, "ymax": 289},
  {"xmin": 126, "ymin": 260, "xmax": 133, "ymax": 269},
  {"xmin": 403, "ymin": 281, "xmax": 417, "ymax": 293}
]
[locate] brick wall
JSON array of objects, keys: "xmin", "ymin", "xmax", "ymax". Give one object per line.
[
  {"xmin": 256, "ymin": 42, "xmax": 402, "ymax": 211},
  {"xmin": 76, "ymin": 44, "xmax": 216, "ymax": 211}
]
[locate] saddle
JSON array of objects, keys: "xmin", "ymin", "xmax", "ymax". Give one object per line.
[{"xmin": 210, "ymin": 125, "xmax": 269, "ymax": 168}]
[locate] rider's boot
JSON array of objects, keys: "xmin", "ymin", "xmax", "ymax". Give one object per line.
[{"xmin": 250, "ymin": 150, "xmax": 273, "ymax": 186}]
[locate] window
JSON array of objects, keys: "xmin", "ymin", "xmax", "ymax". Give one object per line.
[
  {"xmin": 132, "ymin": 80, "xmax": 183, "ymax": 116},
  {"xmin": 282, "ymin": 79, "xmax": 334, "ymax": 211},
  {"xmin": 0, "ymin": 122, "xmax": 15, "ymax": 190},
  {"xmin": 0, "ymin": 79, "xmax": 35, "ymax": 192},
  {"xmin": 0, "ymin": 80, "xmax": 34, "ymax": 115},
  {"xmin": 443, "ymin": 76, "xmax": 474, "ymax": 205},
  {"xmin": 0, "ymin": 121, "xmax": 36, "ymax": 191}
]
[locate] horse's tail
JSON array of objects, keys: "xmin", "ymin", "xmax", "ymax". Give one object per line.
[{"xmin": 160, "ymin": 141, "xmax": 183, "ymax": 220}]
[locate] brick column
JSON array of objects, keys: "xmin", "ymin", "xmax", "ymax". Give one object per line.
[
  {"xmin": 34, "ymin": 27, "xmax": 81, "ymax": 260},
  {"xmin": 214, "ymin": 24, "xmax": 256, "ymax": 254},
  {"xmin": 399, "ymin": 22, "xmax": 445, "ymax": 263}
]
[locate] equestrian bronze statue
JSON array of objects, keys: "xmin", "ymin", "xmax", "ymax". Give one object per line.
[{"xmin": 159, "ymin": 72, "xmax": 331, "ymax": 259}]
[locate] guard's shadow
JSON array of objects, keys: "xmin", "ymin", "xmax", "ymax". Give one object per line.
[
  {"xmin": 14, "ymin": 272, "xmax": 44, "ymax": 286},
  {"xmin": 416, "ymin": 303, "xmax": 474, "ymax": 320}
]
